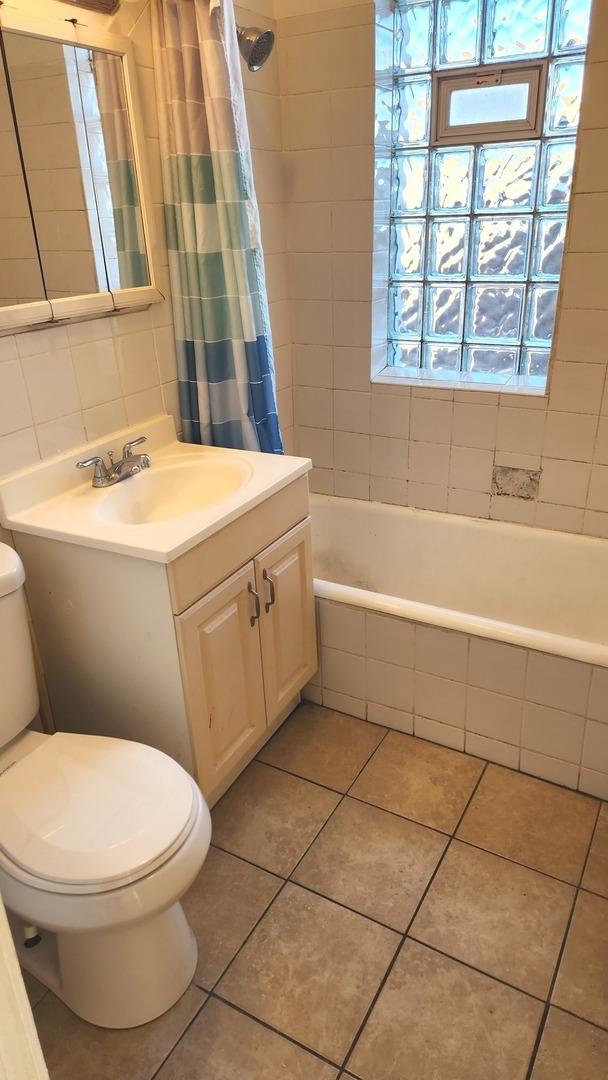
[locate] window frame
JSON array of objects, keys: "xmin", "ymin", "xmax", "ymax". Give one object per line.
[{"xmin": 431, "ymin": 59, "xmax": 548, "ymax": 147}]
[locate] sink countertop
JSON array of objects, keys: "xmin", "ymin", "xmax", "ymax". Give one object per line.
[{"xmin": 0, "ymin": 415, "xmax": 311, "ymax": 563}]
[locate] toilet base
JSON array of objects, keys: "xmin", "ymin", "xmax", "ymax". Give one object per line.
[{"xmin": 16, "ymin": 901, "xmax": 197, "ymax": 1029}]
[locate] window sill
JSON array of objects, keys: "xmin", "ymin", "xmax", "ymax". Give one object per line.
[{"xmin": 372, "ymin": 365, "xmax": 547, "ymax": 397}]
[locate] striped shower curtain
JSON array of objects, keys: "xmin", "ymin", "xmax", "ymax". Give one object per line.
[
  {"xmin": 152, "ymin": 0, "xmax": 283, "ymax": 452},
  {"xmin": 93, "ymin": 52, "xmax": 149, "ymax": 289}
]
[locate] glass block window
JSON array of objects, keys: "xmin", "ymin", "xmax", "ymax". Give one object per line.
[{"xmin": 386, "ymin": 0, "xmax": 591, "ymax": 383}]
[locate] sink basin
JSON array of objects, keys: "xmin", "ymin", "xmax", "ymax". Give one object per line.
[{"xmin": 93, "ymin": 456, "xmax": 253, "ymax": 525}]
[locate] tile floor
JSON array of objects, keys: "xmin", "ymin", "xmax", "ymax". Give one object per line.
[{"xmin": 26, "ymin": 702, "xmax": 608, "ymax": 1079}]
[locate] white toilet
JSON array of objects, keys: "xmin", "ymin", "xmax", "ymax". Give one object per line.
[{"xmin": 0, "ymin": 544, "xmax": 211, "ymax": 1029}]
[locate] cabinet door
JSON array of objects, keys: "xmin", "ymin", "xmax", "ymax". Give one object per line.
[
  {"xmin": 175, "ymin": 562, "xmax": 266, "ymax": 797},
  {"xmin": 255, "ymin": 518, "xmax": 317, "ymax": 725}
]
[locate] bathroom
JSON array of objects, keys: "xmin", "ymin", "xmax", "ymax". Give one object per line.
[{"xmin": 0, "ymin": 0, "xmax": 606, "ymax": 1075}]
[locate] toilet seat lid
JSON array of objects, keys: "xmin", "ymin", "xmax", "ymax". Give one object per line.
[{"xmin": 0, "ymin": 733, "xmax": 196, "ymax": 887}]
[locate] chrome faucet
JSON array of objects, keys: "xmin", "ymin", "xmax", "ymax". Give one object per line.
[{"xmin": 76, "ymin": 436, "xmax": 152, "ymax": 488}]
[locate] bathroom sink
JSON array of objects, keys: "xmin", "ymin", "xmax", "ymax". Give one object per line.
[
  {"xmin": 0, "ymin": 416, "xmax": 311, "ymax": 561},
  {"xmin": 94, "ymin": 457, "xmax": 253, "ymax": 525}
]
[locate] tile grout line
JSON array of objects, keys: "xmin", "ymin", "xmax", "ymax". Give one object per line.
[
  {"xmin": 340, "ymin": 760, "xmax": 490, "ymax": 1074},
  {"xmin": 523, "ymin": 797, "xmax": 604, "ymax": 1080},
  {"xmin": 148, "ymin": 990, "xmax": 210, "ymax": 1080}
]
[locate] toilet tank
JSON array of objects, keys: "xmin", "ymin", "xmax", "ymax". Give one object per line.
[{"xmin": 0, "ymin": 544, "xmax": 39, "ymax": 747}]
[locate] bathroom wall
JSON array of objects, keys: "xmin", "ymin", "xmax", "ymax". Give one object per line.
[
  {"xmin": 0, "ymin": 0, "xmax": 293, "ymax": 478},
  {"xmin": 279, "ymin": 0, "xmax": 608, "ymax": 539}
]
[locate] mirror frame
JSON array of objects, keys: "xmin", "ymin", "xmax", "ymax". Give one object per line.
[{"xmin": 0, "ymin": 8, "xmax": 163, "ymax": 335}]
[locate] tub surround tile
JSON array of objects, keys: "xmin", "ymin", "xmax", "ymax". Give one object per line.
[
  {"xmin": 323, "ymin": 646, "xmax": 367, "ymax": 700},
  {"xmin": 587, "ymin": 666, "xmax": 608, "ymax": 723},
  {"xmin": 292, "ymin": 796, "xmax": 447, "ymax": 931},
  {"xmin": 32, "ymin": 985, "xmax": 206, "ymax": 1080},
  {"xmin": 520, "ymin": 749, "xmax": 580, "ymax": 790},
  {"xmin": 217, "ymin": 883, "xmax": 399, "ymax": 1064},
  {"xmin": 415, "ymin": 626, "xmax": 468, "ymax": 682},
  {"xmin": 465, "ymin": 731, "xmax": 520, "ymax": 769},
  {"xmin": 411, "ymin": 841, "xmax": 574, "ymax": 998},
  {"xmin": 211, "ymin": 761, "xmax": 340, "ymax": 876},
  {"xmin": 181, "ymin": 847, "xmax": 282, "ymax": 990},
  {"xmin": 322, "ymin": 688, "xmax": 367, "ymax": 719},
  {"xmin": 525, "ymin": 653, "xmax": 592, "ymax": 716},
  {"xmin": 468, "ymin": 639, "xmax": 527, "ymax": 698},
  {"xmin": 257, "ymin": 702, "xmax": 385, "ymax": 792},
  {"xmin": 522, "ymin": 702, "xmax": 586, "ymax": 764},
  {"xmin": 552, "ymin": 890, "xmax": 608, "ymax": 1028},
  {"xmin": 366, "ymin": 657, "xmax": 414, "ymax": 712},
  {"xmin": 414, "ymin": 713, "xmax": 465, "ymax": 751},
  {"xmin": 367, "ymin": 701, "xmax": 414, "ymax": 733},
  {"xmin": 155, "ymin": 998, "xmax": 339, "ymax": 1080},
  {"xmin": 466, "ymin": 686, "xmax": 523, "ymax": 745},
  {"xmin": 415, "ymin": 672, "xmax": 467, "ymax": 728},
  {"xmin": 579, "ymin": 767, "xmax": 608, "ymax": 800},
  {"xmin": 347, "ymin": 939, "xmax": 543, "ymax": 1080},
  {"xmin": 582, "ymin": 803, "xmax": 608, "ymax": 897},
  {"xmin": 350, "ymin": 731, "xmax": 484, "ymax": 833},
  {"xmin": 366, "ymin": 612, "xmax": 415, "ymax": 667},
  {"xmin": 457, "ymin": 766, "xmax": 598, "ymax": 884},
  {"xmin": 531, "ymin": 1007, "xmax": 608, "ymax": 1080},
  {"xmin": 320, "ymin": 601, "xmax": 366, "ymax": 655}
]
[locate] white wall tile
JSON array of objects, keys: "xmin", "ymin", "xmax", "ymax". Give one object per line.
[
  {"xmin": 449, "ymin": 447, "xmax": 493, "ymax": 493},
  {"xmin": 0, "ymin": 360, "xmax": 33, "ymax": 436},
  {"xmin": 414, "ymin": 714, "xmax": 465, "ymax": 752},
  {"xmin": 415, "ymin": 671, "xmax": 466, "ymax": 727},
  {"xmin": 466, "ymin": 686, "xmax": 522, "ymax": 744},
  {"xmin": 322, "ymin": 688, "xmax": 367, "ymax": 719},
  {"xmin": 588, "ymin": 666, "xmax": 608, "ymax": 723},
  {"xmin": 367, "ymin": 657, "xmax": 414, "ymax": 711},
  {"xmin": 465, "ymin": 731, "xmax": 519, "ymax": 769},
  {"xmin": 468, "ymin": 638, "xmax": 527, "ymax": 697},
  {"xmin": 366, "ymin": 612, "xmax": 415, "ymax": 666},
  {"xmin": 579, "ymin": 767, "xmax": 608, "ymax": 799},
  {"xmin": 323, "ymin": 645, "xmax": 366, "ymax": 699},
  {"xmin": 320, "ymin": 600, "xmax": 365, "ymax": 654},
  {"xmin": 582, "ymin": 718, "xmax": 608, "ymax": 773},
  {"xmin": 522, "ymin": 702, "xmax": 586, "ymax": 763},
  {"xmin": 415, "ymin": 626, "xmax": 468, "ymax": 681},
  {"xmin": 525, "ymin": 652, "xmax": 591, "ymax": 715},
  {"xmin": 520, "ymin": 749, "xmax": 579, "ymax": 789},
  {"xmin": 367, "ymin": 701, "xmax": 413, "ymax": 733}
]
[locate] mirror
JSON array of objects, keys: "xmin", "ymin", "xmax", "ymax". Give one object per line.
[{"xmin": 0, "ymin": 30, "xmax": 151, "ymax": 315}]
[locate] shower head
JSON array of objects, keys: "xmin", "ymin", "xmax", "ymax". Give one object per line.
[{"xmin": 237, "ymin": 25, "xmax": 275, "ymax": 71}]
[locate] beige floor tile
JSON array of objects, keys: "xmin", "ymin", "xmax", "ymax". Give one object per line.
[
  {"xmin": 156, "ymin": 998, "xmax": 338, "ymax": 1079},
  {"xmin": 531, "ymin": 1007, "xmax": 608, "ymax": 1079},
  {"xmin": 258, "ymin": 702, "xmax": 386, "ymax": 792},
  {"xmin": 411, "ymin": 841, "xmax": 574, "ymax": 997},
  {"xmin": 182, "ymin": 846, "xmax": 282, "ymax": 989},
  {"xmin": 217, "ymin": 882, "xmax": 399, "ymax": 1063},
  {"xmin": 21, "ymin": 968, "xmax": 47, "ymax": 1008},
  {"xmin": 552, "ymin": 890, "xmax": 608, "ymax": 1028},
  {"xmin": 348, "ymin": 939, "xmax": 543, "ymax": 1080},
  {"xmin": 350, "ymin": 731, "xmax": 484, "ymax": 832},
  {"xmin": 211, "ymin": 761, "xmax": 340, "ymax": 876},
  {"xmin": 293, "ymin": 796, "xmax": 447, "ymax": 930},
  {"xmin": 33, "ymin": 986, "xmax": 205, "ymax": 1080},
  {"xmin": 582, "ymin": 802, "xmax": 608, "ymax": 898},
  {"xmin": 457, "ymin": 765, "xmax": 598, "ymax": 883}
]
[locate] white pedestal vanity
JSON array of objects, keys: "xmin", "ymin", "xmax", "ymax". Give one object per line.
[{"xmin": 0, "ymin": 416, "xmax": 317, "ymax": 806}]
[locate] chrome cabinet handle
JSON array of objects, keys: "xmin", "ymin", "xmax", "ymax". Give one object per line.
[
  {"xmin": 248, "ymin": 581, "xmax": 261, "ymax": 626},
  {"xmin": 263, "ymin": 569, "xmax": 276, "ymax": 613}
]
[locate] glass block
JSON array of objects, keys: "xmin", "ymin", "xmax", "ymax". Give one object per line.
[
  {"xmin": 485, "ymin": 0, "xmax": 550, "ymax": 60},
  {"xmin": 425, "ymin": 283, "xmax": 465, "ymax": 340},
  {"xmin": 394, "ymin": 76, "xmax": 431, "ymax": 145},
  {"xmin": 431, "ymin": 147, "xmax": 474, "ymax": 214},
  {"xmin": 553, "ymin": 0, "xmax": 592, "ymax": 53},
  {"xmin": 376, "ymin": 86, "xmax": 394, "ymax": 148},
  {"xmin": 376, "ymin": 25, "xmax": 395, "ymax": 78},
  {"xmin": 390, "ymin": 341, "xmax": 421, "ymax": 368},
  {"xmin": 375, "ymin": 155, "xmax": 392, "ymax": 207},
  {"xmin": 428, "ymin": 219, "xmax": 469, "ymax": 278},
  {"xmin": 389, "ymin": 284, "xmax": 423, "ymax": 338},
  {"xmin": 521, "ymin": 347, "xmax": 550, "ymax": 377},
  {"xmin": 531, "ymin": 215, "xmax": 566, "ymax": 279},
  {"xmin": 537, "ymin": 140, "xmax": 575, "ymax": 210},
  {"xmin": 475, "ymin": 142, "xmax": 539, "ymax": 212},
  {"xmin": 390, "ymin": 220, "xmax": 426, "ymax": 279},
  {"xmin": 545, "ymin": 58, "xmax": 585, "ymax": 135},
  {"xmin": 524, "ymin": 284, "xmax": 558, "ymax": 344},
  {"xmin": 466, "ymin": 283, "xmax": 525, "ymax": 342},
  {"xmin": 392, "ymin": 151, "xmax": 429, "ymax": 215},
  {"xmin": 436, "ymin": 0, "xmax": 481, "ymax": 67},
  {"xmin": 471, "ymin": 216, "xmax": 531, "ymax": 278},
  {"xmin": 464, "ymin": 345, "xmax": 518, "ymax": 375},
  {"xmin": 396, "ymin": 1, "xmax": 433, "ymax": 73},
  {"xmin": 423, "ymin": 343, "xmax": 462, "ymax": 371}
]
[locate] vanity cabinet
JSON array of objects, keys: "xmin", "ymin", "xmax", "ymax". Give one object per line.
[{"xmin": 175, "ymin": 520, "xmax": 316, "ymax": 798}]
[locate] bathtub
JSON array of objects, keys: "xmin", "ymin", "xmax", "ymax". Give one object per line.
[{"xmin": 308, "ymin": 494, "xmax": 608, "ymax": 800}]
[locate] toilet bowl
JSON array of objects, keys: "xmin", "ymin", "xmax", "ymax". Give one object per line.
[{"xmin": 0, "ymin": 544, "xmax": 211, "ymax": 1028}]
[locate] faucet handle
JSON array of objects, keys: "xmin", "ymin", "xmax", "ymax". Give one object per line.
[
  {"xmin": 122, "ymin": 436, "xmax": 147, "ymax": 459},
  {"xmin": 76, "ymin": 456, "xmax": 111, "ymax": 482}
]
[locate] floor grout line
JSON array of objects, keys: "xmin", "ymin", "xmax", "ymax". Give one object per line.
[
  {"xmin": 523, "ymin": 797, "xmax": 605, "ymax": 1080},
  {"xmin": 148, "ymin": 991, "xmax": 210, "ymax": 1080},
  {"xmin": 340, "ymin": 760, "xmax": 490, "ymax": 1073}
]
